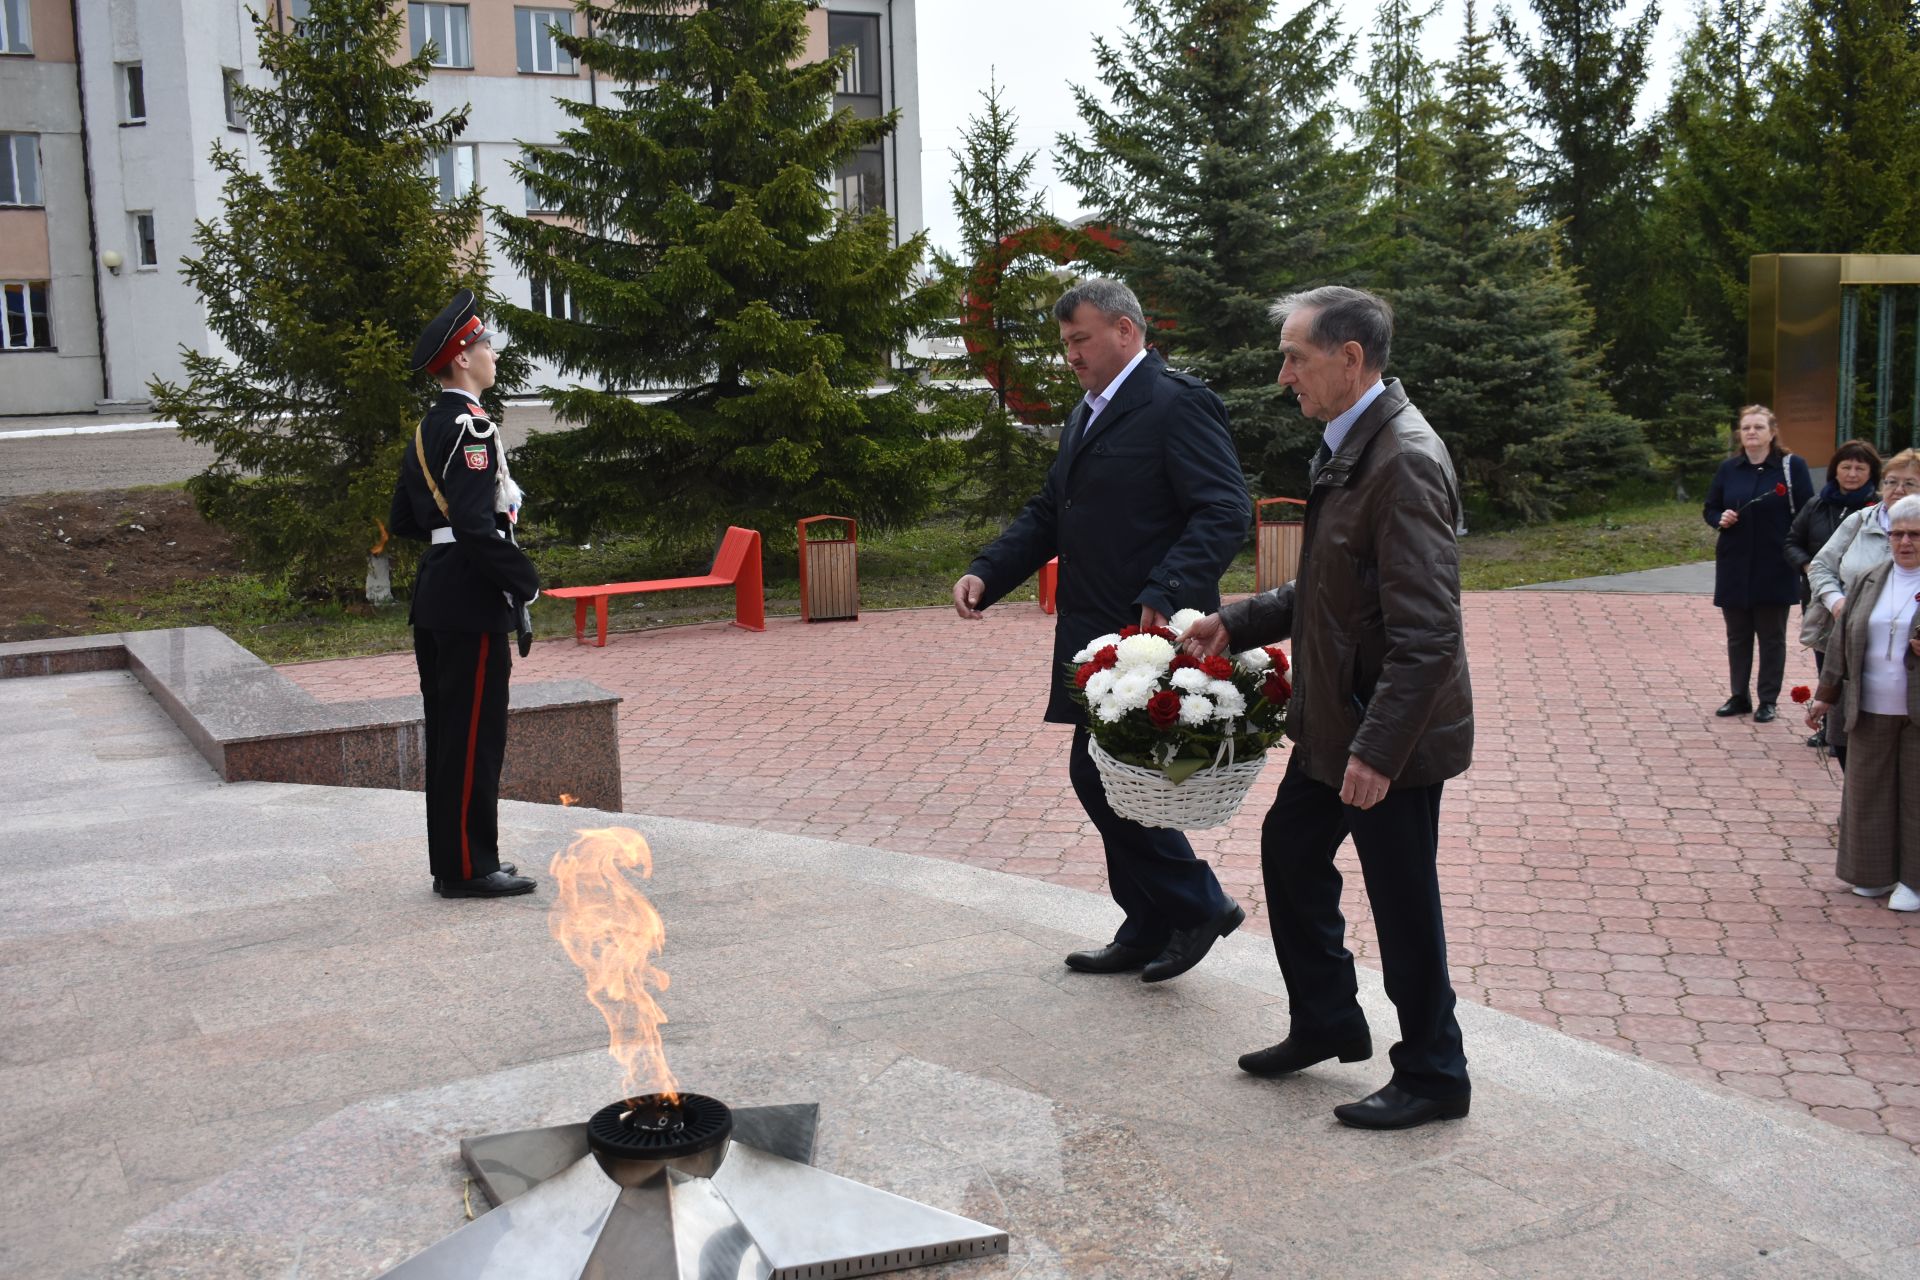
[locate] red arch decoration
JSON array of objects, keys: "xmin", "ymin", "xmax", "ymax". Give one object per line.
[{"xmin": 962, "ymin": 223, "xmax": 1129, "ymax": 425}]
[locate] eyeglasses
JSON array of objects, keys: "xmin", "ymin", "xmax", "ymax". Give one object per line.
[{"xmin": 1890, "ymin": 531, "xmax": 1920, "ymax": 541}]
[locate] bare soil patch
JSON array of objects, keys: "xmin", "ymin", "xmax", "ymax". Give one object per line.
[{"xmin": 0, "ymin": 488, "xmax": 242, "ymax": 642}]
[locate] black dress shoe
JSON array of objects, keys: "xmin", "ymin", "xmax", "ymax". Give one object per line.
[
  {"xmin": 1064, "ymin": 942, "xmax": 1158, "ymax": 974},
  {"xmin": 436, "ymin": 870, "xmax": 537, "ymax": 898},
  {"xmin": 1333, "ymin": 1083, "xmax": 1470, "ymax": 1130},
  {"xmin": 1141, "ymin": 899, "xmax": 1245, "ymax": 983},
  {"xmin": 1714, "ymin": 696, "xmax": 1752, "ymax": 717},
  {"xmin": 434, "ymin": 863, "xmax": 517, "ymax": 891},
  {"xmin": 1753, "ymin": 702, "xmax": 1777, "ymax": 723},
  {"xmin": 1238, "ymin": 1033, "xmax": 1373, "ymax": 1077}
]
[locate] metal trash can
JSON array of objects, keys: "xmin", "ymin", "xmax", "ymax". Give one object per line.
[
  {"xmin": 1255, "ymin": 497, "xmax": 1306, "ymax": 593},
  {"xmin": 797, "ymin": 515, "xmax": 859, "ymax": 622}
]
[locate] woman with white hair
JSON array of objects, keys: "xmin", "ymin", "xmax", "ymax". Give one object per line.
[{"xmin": 1805, "ymin": 493, "xmax": 1920, "ymax": 910}]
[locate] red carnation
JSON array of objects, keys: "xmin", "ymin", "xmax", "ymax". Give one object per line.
[
  {"xmin": 1147, "ymin": 690, "xmax": 1183, "ymax": 729},
  {"xmin": 1170, "ymin": 653, "xmax": 1202, "ymax": 672},
  {"xmin": 1117, "ymin": 625, "xmax": 1141, "ymax": 639},
  {"xmin": 1093, "ymin": 644, "xmax": 1119, "ymax": 671},
  {"xmin": 1144, "ymin": 624, "xmax": 1179, "ymax": 642},
  {"xmin": 1774, "ymin": 482, "xmax": 1787, "ymax": 497},
  {"xmin": 1790, "ymin": 685, "xmax": 1812, "ymax": 704},
  {"xmin": 1201, "ymin": 655, "xmax": 1234, "ymax": 680},
  {"xmin": 1266, "ymin": 646, "xmax": 1290, "ymax": 673},
  {"xmin": 1076, "ymin": 662, "xmax": 1098, "ymax": 689},
  {"xmin": 1263, "ymin": 673, "xmax": 1293, "ymax": 703}
]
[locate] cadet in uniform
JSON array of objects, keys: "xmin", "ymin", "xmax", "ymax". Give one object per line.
[{"xmin": 390, "ymin": 290, "xmax": 541, "ymax": 898}]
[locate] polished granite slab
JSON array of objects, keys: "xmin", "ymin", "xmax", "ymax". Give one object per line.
[{"xmin": 4, "ymin": 671, "xmax": 1919, "ymax": 1280}]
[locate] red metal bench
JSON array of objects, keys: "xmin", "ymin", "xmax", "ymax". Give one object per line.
[{"xmin": 544, "ymin": 526, "xmax": 766, "ymax": 646}]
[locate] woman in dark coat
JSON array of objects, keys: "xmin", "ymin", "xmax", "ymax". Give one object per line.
[
  {"xmin": 1786, "ymin": 439, "xmax": 1879, "ymax": 746},
  {"xmin": 1704, "ymin": 404, "xmax": 1816, "ymax": 722}
]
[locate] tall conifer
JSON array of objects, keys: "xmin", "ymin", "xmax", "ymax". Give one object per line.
[{"xmin": 1350, "ymin": 0, "xmax": 1444, "ymax": 292}]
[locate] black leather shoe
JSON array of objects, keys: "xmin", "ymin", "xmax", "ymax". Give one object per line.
[
  {"xmin": 434, "ymin": 863, "xmax": 517, "ymax": 891},
  {"xmin": 1064, "ymin": 942, "xmax": 1158, "ymax": 974},
  {"xmin": 1333, "ymin": 1083, "xmax": 1470, "ymax": 1130},
  {"xmin": 436, "ymin": 870, "xmax": 537, "ymax": 898},
  {"xmin": 1806, "ymin": 727, "xmax": 1826, "ymax": 748},
  {"xmin": 1238, "ymin": 1033, "xmax": 1373, "ymax": 1077},
  {"xmin": 1141, "ymin": 899, "xmax": 1245, "ymax": 983},
  {"xmin": 1753, "ymin": 702, "xmax": 1777, "ymax": 723},
  {"xmin": 1714, "ymin": 696, "xmax": 1752, "ymax": 717}
]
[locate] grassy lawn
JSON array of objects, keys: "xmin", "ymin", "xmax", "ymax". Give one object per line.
[{"xmin": 82, "ymin": 493, "xmax": 1718, "ymax": 665}]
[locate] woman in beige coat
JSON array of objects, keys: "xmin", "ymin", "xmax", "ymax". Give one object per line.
[{"xmin": 1805, "ymin": 493, "xmax": 1920, "ymax": 909}]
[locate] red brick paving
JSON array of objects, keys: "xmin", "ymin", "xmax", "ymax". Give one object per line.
[{"xmin": 280, "ymin": 590, "xmax": 1920, "ymax": 1155}]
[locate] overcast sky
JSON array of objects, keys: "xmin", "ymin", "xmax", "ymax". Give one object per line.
[{"xmin": 913, "ymin": 0, "xmax": 1691, "ymax": 258}]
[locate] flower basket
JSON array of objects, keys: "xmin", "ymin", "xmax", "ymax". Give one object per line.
[
  {"xmin": 1067, "ymin": 610, "xmax": 1292, "ymax": 830},
  {"xmin": 1087, "ymin": 735, "xmax": 1268, "ymax": 829}
]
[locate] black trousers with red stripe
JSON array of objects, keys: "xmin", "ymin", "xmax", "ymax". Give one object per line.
[{"xmin": 414, "ymin": 627, "xmax": 512, "ymax": 883}]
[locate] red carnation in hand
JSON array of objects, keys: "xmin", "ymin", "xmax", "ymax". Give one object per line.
[
  {"xmin": 1790, "ymin": 685, "xmax": 1812, "ymax": 704},
  {"xmin": 1093, "ymin": 644, "xmax": 1119, "ymax": 671},
  {"xmin": 1266, "ymin": 645, "xmax": 1290, "ymax": 673},
  {"xmin": 1263, "ymin": 673, "xmax": 1293, "ymax": 703},
  {"xmin": 1075, "ymin": 662, "xmax": 1098, "ymax": 690},
  {"xmin": 1170, "ymin": 653, "xmax": 1202, "ymax": 672},
  {"xmin": 1201, "ymin": 655, "xmax": 1234, "ymax": 680},
  {"xmin": 1774, "ymin": 482, "xmax": 1788, "ymax": 497},
  {"xmin": 1147, "ymin": 690, "xmax": 1183, "ymax": 729}
]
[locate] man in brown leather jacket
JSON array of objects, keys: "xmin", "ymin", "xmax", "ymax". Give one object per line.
[{"xmin": 1181, "ymin": 286, "xmax": 1474, "ymax": 1130}]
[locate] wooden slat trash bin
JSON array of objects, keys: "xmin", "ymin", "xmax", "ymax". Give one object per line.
[
  {"xmin": 1255, "ymin": 497, "xmax": 1307, "ymax": 593},
  {"xmin": 797, "ymin": 515, "xmax": 859, "ymax": 622}
]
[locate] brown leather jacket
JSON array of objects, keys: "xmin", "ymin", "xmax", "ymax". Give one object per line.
[{"xmin": 1219, "ymin": 379, "xmax": 1474, "ymax": 788}]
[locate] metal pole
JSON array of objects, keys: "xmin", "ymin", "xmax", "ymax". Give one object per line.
[
  {"xmin": 1876, "ymin": 286, "xmax": 1896, "ymax": 452},
  {"xmin": 1838, "ymin": 287, "xmax": 1858, "ymax": 444}
]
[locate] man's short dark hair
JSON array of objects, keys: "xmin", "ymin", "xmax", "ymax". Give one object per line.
[
  {"xmin": 1269, "ymin": 286, "xmax": 1394, "ymax": 372},
  {"xmin": 1054, "ymin": 278, "xmax": 1147, "ymax": 332}
]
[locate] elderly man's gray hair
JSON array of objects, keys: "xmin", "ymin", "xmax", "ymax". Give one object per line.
[
  {"xmin": 1890, "ymin": 493, "xmax": 1920, "ymax": 526},
  {"xmin": 1269, "ymin": 286, "xmax": 1394, "ymax": 372},
  {"xmin": 1054, "ymin": 277, "xmax": 1147, "ymax": 331}
]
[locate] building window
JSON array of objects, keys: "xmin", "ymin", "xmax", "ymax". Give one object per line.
[
  {"xmin": 120, "ymin": 64, "xmax": 146, "ymax": 124},
  {"xmin": 132, "ymin": 212, "xmax": 158, "ymax": 268},
  {"xmin": 530, "ymin": 274, "xmax": 577, "ymax": 321},
  {"xmin": 222, "ymin": 69, "xmax": 246, "ymax": 129},
  {"xmin": 425, "ymin": 144, "xmax": 476, "ymax": 203},
  {"xmin": 515, "ymin": 8, "xmax": 573, "ymax": 74},
  {"xmin": 409, "ymin": 3, "xmax": 471, "ymax": 68},
  {"xmin": 828, "ymin": 13, "xmax": 884, "ymax": 214},
  {"xmin": 2, "ymin": 281, "xmax": 51, "ymax": 350},
  {"xmin": 522, "ymin": 148, "xmax": 564, "ymax": 213},
  {"xmin": 0, "ymin": 134, "xmax": 40, "ymax": 206},
  {"xmin": 1, "ymin": 0, "xmax": 31, "ymax": 54},
  {"xmin": 286, "ymin": 0, "xmax": 310, "ymax": 25}
]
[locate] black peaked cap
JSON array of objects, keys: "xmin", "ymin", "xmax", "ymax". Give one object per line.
[{"xmin": 410, "ymin": 288, "xmax": 480, "ymax": 373}]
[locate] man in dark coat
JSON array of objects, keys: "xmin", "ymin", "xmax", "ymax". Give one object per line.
[
  {"xmin": 389, "ymin": 289, "xmax": 541, "ymax": 899},
  {"xmin": 1182, "ymin": 286, "xmax": 1475, "ymax": 1130},
  {"xmin": 951, "ymin": 278, "xmax": 1252, "ymax": 983}
]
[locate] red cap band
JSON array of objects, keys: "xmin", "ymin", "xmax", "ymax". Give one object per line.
[{"xmin": 426, "ymin": 316, "xmax": 485, "ymax": 374}]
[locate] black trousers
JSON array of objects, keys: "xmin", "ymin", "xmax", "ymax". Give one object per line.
[
  {"xmin": 414, "ymin": 627, "xmax": 512, "ymax": 883},
  {"xmin": 1068, "ymin": 726, "xmax": 1232, "ymax": 953},
  {"xmin": 1260, "ymin": 754, "xmax": 1468, "ymax": 1100},
  {"xmin": 1722, "ymin": 604, "xmax": 1790, "ymax": 703}
]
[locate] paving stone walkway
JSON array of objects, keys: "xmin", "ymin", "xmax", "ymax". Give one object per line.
[{"xmin": 281, "ymin": 590, "xmax": 1920, "ymax": 1156}]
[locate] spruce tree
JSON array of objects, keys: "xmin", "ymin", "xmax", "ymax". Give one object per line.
[
  {"xmin": 1394, "ymin": 0, "xmax": 1651, "ymax": 520},
  {"xmin": 1646, "ymin": 312, "xmax": 1732, "ymax": 498},
  {"xmin": 1350, "ymin": 0, "xmax": 1444, "ymax": 293},
  {"xmin": 931, "ymin": 78, "xmax": 1084, "ymax": 526},
  {"xmin": 495, "ymin": 0, "xmax": 954, "ymax": 547},
  {"xmin": 1056, "ymin": 0, "xmax": 1359, "ymax": 498},
  {"xmin": 1497, "ymin": 0, "xmax": 1664, "ymax": 410},
  {"xmin": 150, "ymin": 0, "xmax": 514, "ymax": 596}
]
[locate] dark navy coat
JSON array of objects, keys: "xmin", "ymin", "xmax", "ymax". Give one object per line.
[
  {"xmin": 968, "ymin": 352, "xmax": 1252, "ymax": 724},
  {"xmin": 1704, "ymin": 450, "xmax": 1815, "ymax": 609}
]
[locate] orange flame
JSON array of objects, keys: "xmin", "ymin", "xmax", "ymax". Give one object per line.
[
  {"xmin": 548, "ymin": 827, "xmax": 679, "ymax": 1104},
  {"xmin": 559, "ymin": 793, "xmax": 578, "ymax": 807}
]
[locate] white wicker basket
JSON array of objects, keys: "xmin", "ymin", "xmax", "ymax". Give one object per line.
[{"xmin": 1086, "ymin": 736, "xmax": 1269, "ymax": 829}]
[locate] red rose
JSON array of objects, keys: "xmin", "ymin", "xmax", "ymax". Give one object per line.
[
  {"xmin": 1201, "ymin": 655, "xmax": 1234, "ymax": 680},
  {"xmin": 1789, "ymin": 685, "xmax": 1812, "ymax": 704},
  {"xmin": 1075, "ymin": 662, "xmax": 1098, "ymax": 689},
  {"xmin": 1093, "ymin": 645, "xmax": 1119, "ymax": 671},
  {"xmin": 1117, "ymin": 625, "xmax": 1141, "ymax": 639},
  {"xmin": 1265, "ymin": 645, "xmax": 1290, "ymax": 673},
  {"xmin": 1170, "ymin": 653, "xmax": 1202, "ymax": 672},
  {"xmin": 1147, "ymin": 690, "xmax": 1183, "ymax": 729},
  {"xmin": 1263, "ymin": 673, "xmax": 1292, "ymax": 703},
  {"xmin": 1774, "ymin": 483, "xmax": 1787, "ymax": 497}
]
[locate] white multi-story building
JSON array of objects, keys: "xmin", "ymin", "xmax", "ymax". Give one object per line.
[{"xmin": 0, "ymin": 0, "xmax": 923, "ymax": 414}]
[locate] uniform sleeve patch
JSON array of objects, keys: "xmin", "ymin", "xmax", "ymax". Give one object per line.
[{"xmin": 463, "ymin": 443, "xmax": 491, "ymax": 471}]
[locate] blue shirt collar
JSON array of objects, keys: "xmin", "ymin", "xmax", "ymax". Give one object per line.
[{"xmin": 1323, "ymin": 378, "xmax": 1387, "ymax": 456}]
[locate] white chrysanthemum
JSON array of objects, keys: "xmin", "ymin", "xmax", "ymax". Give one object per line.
[
  {"xmin": 1071, "ymin": 632, "xmax": 1124, "ymax": 663},
  {"xmin": 1235, "ymin": 648, "xmax": 1272, "ymax": 673},
  {"xmin": 1110, "ymin": 668, "xmax": 1158, "ymax": 711},
  {"xmin": 1209, "ymin": 681, "xmax": 1247, "ymax": 718},
  {"xmin": 1085, "ymin": 669, "xmax": 1118, "ymax": 701},
  {"xmin": 1178, "ymin": 694, "xmax": 1215, "ymax": 726},
  {"xmin": 1092, "ymin": 699, "xmax": 1126, "ymax": 723},
  {"xmin": 1115, "ymin": 633, "xmax": 1176, "ymax": 671},
  {"xmin": 1170, "ymin": 667, "xmax": 1211, "ymax": 693},
  {"xmin": 1169, "ymin": 608, "xmax": 1207, "ymax": 634}
]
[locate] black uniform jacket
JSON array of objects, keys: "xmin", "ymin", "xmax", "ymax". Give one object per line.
[
  {"xmin": 968, "ymin": 352, "xmax": 1252, "ymax": 725},
  {"xmin": 389, "ymin": 391, "xmax": 541, "ymax": 633}
]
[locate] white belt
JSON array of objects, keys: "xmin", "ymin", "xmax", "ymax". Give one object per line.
[{"xmin": 431, "ymin": 526, "xmax": 457, "ymax": 545}]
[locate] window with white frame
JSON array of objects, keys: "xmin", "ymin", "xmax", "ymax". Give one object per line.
[
  {"xmin": 286, "ymin": 0, "xmax": 310, "ymax": 24},
  {"xmin": 425, "ymin": 145, "xmax": 476, "ymax": 204},
  {"xmin": 529, "ymin": 274, "xmax": 578, "ymax": 321},
  {"xmin": 120, "ymin": 63, "xmax": 146, "ymax": 123},
  {"xmin": 522, "ymin": 149, "xmax": 564, "ymax": 213},
  {"xmin": 409, "ymin": 2, "xmax": 471, "ymax": 68},
  {"xmin": 132, "ymin": 213, "xmax": 158, "ymax": 268},
  {"xmin": 1, "ymin": 0, "xmax": 31, "ymax": 54},
  {"xmin": 514, "ymin": 8, "xmax": 573, "ymax": 74},
  {"xmin": 2, "ymin": 281, "xmax": 51, "ymax": 350},
  {"xmin": 0, "ymin": 135, "xmax": 40, "ymax": 206},
  {"xmin": 222, "ymin": 69, "xmax": 246, "ymax": 129}
]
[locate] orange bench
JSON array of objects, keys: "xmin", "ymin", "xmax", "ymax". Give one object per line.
[
  {"xmin": 1038, "ymin": 557, "xmax": 1059, "ymax": 614},
  {"xmin": 544, "ymin": 526, "xmax": 766, "ymax": 646}
]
